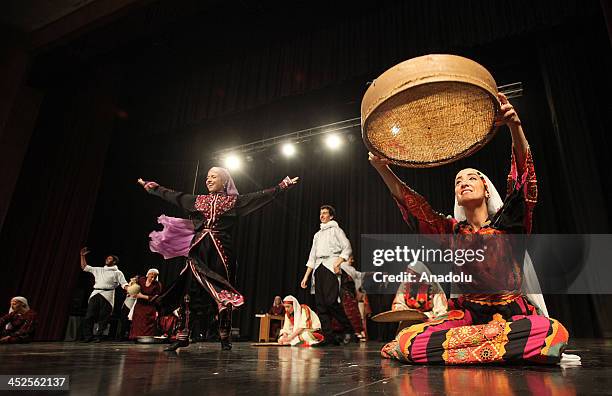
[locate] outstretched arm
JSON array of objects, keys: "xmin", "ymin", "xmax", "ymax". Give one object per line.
[
  {"xmin": 496, "ymin": 93, "xmax": 529, "ymax": 173},
  {"xmin": 369, "ymin": 153, "xmax": 454, "ymax": 234},
  {"xmin": 234, "ymin": 176, "xmax": 299, "ymax": 216},
  {"xmin": 138, "ymin": 178, "xmax": 197, "ymax": 211},
  {"xmin": 80, "ymin": 247, "xmax": 90, "ymax": 270},
  {"xmin": 368, "ymin": 153, "xmax": 405, "ymax": 201}
]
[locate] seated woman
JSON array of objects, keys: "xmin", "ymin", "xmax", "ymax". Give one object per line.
[
  {"xmin": 371, "ymin": 93, "xmax": 569, "ymax": 365},
  {"xmin": 392, "ymin": 262, "xmax": 448, "ymax": 320},
  {"xmin": 0, "ymin": 297, "xmax": 37, "ymax": 344},
  {"xmin": 268, "ymin": 296, "xmax": 285, "ymax": 339},
  {"xmin": 129, "ymin": 268, "xmax": 163, "ymax": 340},
  {"xmin": 278, "ymin": 295, "xmax": 324, "ymax": 347}
]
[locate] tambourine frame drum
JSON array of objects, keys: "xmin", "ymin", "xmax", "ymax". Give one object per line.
[{"xmin": 361, "ymin": 54, "xmax": 500, "ymax": 168}]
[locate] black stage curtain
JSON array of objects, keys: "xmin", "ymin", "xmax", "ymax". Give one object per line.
[{"xmin": 1, "ymin": 0, "xmax": 610, "ymax": 340}]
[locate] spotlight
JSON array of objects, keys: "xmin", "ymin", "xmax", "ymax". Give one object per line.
[
  {"xmin": 281, "ymin": 143, "xmax": 296, "ymax": 157},
  {"xmin": 325, "ymin": 134, "xmax": 342, "ymax": 150},
  {"xmin": 223, "ymin": 154, "xmax": 242, "ymax": 170}
]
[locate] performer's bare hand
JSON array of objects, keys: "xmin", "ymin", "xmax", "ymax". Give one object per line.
[
  {"xmin": 300, "ymin": 278, "xmax": 308, "ymax": 289},
  {"xmin": 138, "ymin": 178, "xmax": 159, "ymax": 191},
  {"xmin": 80, "ymin": 247, "xmax": 90, "ymax": 256},
  {"xmin": 0, "ymin": 336, "xmax": 10, "ymax": 343},
  {"xmin": 494, "ymin": 93, "xmax": 521, "ymax": 128},
  {"xmin": 278, "ymin": 336, "xmax": 289, "ymax": 345},
  {"xmin": 368, "ymin": 152, "xmax": 390, "ymax": 169}
]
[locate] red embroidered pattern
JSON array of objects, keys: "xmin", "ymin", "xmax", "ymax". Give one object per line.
[
  {"xmin": 396, "ymin": 185, "xmax": 454, "ymax": 234},
  {"xmin": 217, "ymin": 289, "xmax": 244, "ymax": 310},
  {"xmin": 194, "ymin": 194, "xmax": 237, "ymax": 225},
  {"xmin": 507, "ymin": 149, "xmax": 537, "ymax": 233}
]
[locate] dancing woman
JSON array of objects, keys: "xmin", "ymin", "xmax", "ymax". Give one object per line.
[
  {"xmin": 140, "ymin": 167, "xmax": 298, "ymax": 350},
  {"xmin": 371, "ymin": 93, "xmax": 570, "ymax": 364}
]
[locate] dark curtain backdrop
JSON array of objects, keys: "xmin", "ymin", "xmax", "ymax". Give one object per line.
[{"xmin": 1, "ymin": 0, "xmax": 610, "ymax": 340}]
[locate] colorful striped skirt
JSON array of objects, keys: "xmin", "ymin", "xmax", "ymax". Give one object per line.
[{"xmin": 381, "ymin": 294, "xmax": 568, "ymax": 364}]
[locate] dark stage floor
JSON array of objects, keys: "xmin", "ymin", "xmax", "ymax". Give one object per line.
[{"xmin": 1, "ymin": 339, "xmax": 610, "ymax": 395}]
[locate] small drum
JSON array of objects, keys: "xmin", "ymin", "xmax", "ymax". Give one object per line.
[
  {"xmin": 362, "ymin": 54, "xmax": 499, "ymax": 168},
  {"xmin": 371, "ymin": 309, "xmax": 428, "ymax": 323}
]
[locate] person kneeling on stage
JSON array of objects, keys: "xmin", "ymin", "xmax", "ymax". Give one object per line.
[
  {"xmin": 0, "ymin": 297, "xmax": 37, "ymax": 344},
  {"xmin": 278, "ymin": 295, "xmax": 324, "ymax": 347},
  {"xmin": 392, "ymin": 262, "xmax": 448, "ymax": 318}
]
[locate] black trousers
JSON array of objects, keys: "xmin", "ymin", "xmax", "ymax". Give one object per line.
[
  {"xmin": 314, "ymin": 265, "xmax": 352, "ymax": 338},
  {"xmin": 83, "ymin": 293, "xmax": 113, "ymax": 339}
]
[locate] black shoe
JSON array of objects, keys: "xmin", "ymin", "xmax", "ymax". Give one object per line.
[
  {"xmin": 221, "ymin": 339, "xmax": 232, "ymax": 351},
  {"xmin": 80, "ymin": 337, "xmax": 94, "ymax": 343},
  {"xmin": 92, "ymin": 337, "xmax": 102, "ymax": 343},
  {"xmin": 164, "ymin": 339, "xmax": 189, "ymax": 352}
]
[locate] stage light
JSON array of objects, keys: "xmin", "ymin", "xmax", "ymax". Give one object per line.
[
  {"xmin": 325, "ymin": 134, "xmax": 342, "ymax": 150},
  {"xmin": 281, "ymin": 143, "xmax": 296, "ymax": 157},
  {"xmin": 223, "ymin": 153, "xmax": 242, "ymax": 170}
]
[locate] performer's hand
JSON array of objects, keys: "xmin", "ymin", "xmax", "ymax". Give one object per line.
[
  {"xmin": 300, "ymin": 278, "xmax": 308, "ymax": 289},
  {"xmin": 80, "ymin": 247, "xmax": 90, "ymax": 256},
  {"xmin": 138, "ymin": 178, "xmax": 159, "ymax": 191},
  {"xmin": 368, "ymin": 152, "xmax": 390, "ymax": 169},
  {"xmin": 279, "ymin": 176, "xmax": 300, "ymax": 189},
  {"xmin": 494, "ymin": 93, "xmax": 521, "ymax": 128},
  {"xmin": 0, "ymin": 336, "xmax": 10, "ymax": 343},
  {"xmin": 278, "ymin": 336, "xmax": 288, "ymax": 345}
]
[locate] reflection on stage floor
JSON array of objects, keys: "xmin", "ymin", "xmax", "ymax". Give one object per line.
[{"xmin": 0, "ymin": 339, "xmax": 609, "ymax": 395}]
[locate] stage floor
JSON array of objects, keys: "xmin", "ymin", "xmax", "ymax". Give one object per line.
[{"xmin": 1, "ymin": 339, "xmax": 610, "ymax": 395}]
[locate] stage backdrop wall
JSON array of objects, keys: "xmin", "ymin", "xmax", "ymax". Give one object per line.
[{"xmin": 0, "ymin": 0, "xmax": 610, "ymax": 340}]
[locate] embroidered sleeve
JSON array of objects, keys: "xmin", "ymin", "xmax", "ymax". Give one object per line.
[
  {"xmin": 506, "ymin": 148, "xmax": 537, "ymax": 233},
  {"xmin": 393, "ymin": 184, "xmax": 455, "ymax": 234}
]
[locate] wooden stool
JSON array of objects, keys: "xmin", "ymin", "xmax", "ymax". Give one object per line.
[{"xmin": 255, "ymin": 314, "xmax": 285, "ymax": 342}]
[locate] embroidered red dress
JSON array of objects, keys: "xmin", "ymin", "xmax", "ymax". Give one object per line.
[
  {"xmin": 381, "ymin": 149, "xmax": 569, "ymax": 365},
  {"xmin": 129, "ymin": 276, "xmax": 162, "ymax": 339}
]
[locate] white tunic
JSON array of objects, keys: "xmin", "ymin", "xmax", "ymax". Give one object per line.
[
  {"xmin": 306, "ymin": 220, "xmax": 352, "ymax": 272},
  {"xmin": 84, "ymin": 265, "xmax": 128, "ymax": 308}
]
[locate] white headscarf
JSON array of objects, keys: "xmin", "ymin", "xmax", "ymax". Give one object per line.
[
  {"xmin": 9, "ymin": 296, "xmax": 29, "ymax": 314},
  {"xmin": 209, "ymin": 167, "xmax": 239, "ymax": 196},
  {"xmin": 146, "ymin": 268, "xmax": 160, "ymax": 278},
  {"xmin": 451, "ymin": 169, "xmax": 548, "ymax": 316},
  {"xmin": 283, "ymin": 295, "xmax": 301, "ymax": 329}
]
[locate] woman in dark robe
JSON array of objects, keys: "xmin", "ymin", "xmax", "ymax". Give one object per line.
[
  {"xmin": 129, "ymin": 268, "xmax": 162, "ymax": 339},
  {"xmin": 140, "ymin": 167, "xmax": 298, "ymax": 350}
]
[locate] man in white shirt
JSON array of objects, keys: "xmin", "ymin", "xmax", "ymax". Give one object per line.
[
  {"xmin": 80, "ymin": 247, "xmax": 129, "ymax": 342},
  {"xmin": 300, "ymin": 205, "xmax": 354, "ymax": 345}
]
